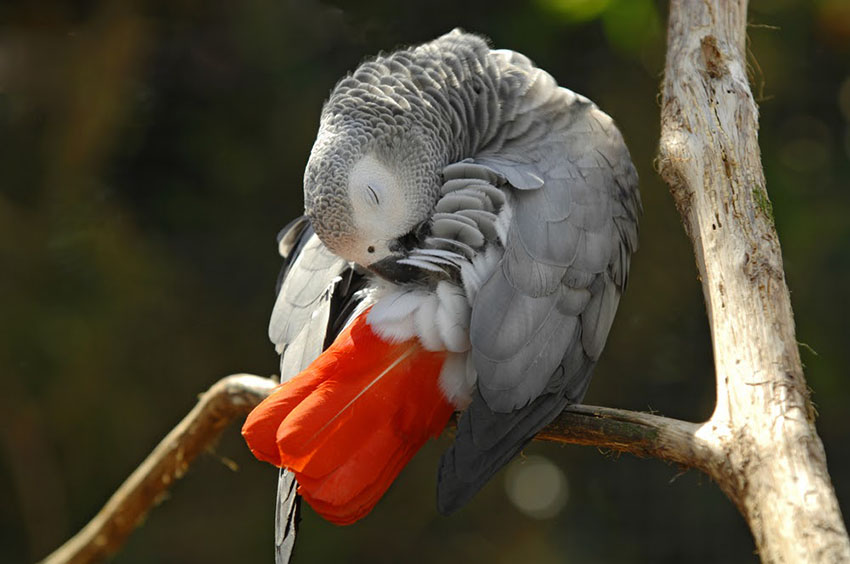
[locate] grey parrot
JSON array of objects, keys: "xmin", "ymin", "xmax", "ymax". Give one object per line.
[{"xmin": 242, "ymin": 29, "xmax": 640, "ymax": 562}]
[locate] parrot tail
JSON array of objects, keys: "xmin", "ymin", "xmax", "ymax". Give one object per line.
[{"xmin": 242, "ymin": 309, "xmax": 455, "ymax": 525}]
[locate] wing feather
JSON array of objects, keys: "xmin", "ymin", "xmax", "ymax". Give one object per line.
[
  {"xmin": 437, "ymin": 85, "xmax": 640, "ymax": 513},
  {"xmin": 269, "ymin": 231, "xmax": 348, "ymax": 362},
  {"xmin": 267, "ymin": 217, "xmax": 365, "ymax": 563}
]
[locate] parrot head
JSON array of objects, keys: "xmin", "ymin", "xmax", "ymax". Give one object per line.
[{"xmin": 303, "ymin": 74, "xmax": 449, "ymax": 281}]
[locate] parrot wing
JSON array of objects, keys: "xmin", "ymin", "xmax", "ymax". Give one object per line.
[
  {"xmin": 437, "ymin": 97, "xmax": 640, "ymax": 513},
  {"xmin": 269, "ymin": 217, "xmax": 359, "ymax": 381},
  {"xmin": 266, "ymin": 217, "xmax": 366, "ymax": 562}
]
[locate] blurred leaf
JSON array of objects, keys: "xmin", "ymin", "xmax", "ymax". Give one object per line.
[
  {"xmin": 602, "ymin": 0, "xmax": 663, "ymax": 54},
  {"xmin": 535, "ymin": 0, "xmax": 613, "ymax": 23}
]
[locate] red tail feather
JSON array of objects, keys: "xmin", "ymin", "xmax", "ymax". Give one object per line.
[{"xmin": 242, "ymin": 309, "xmax": 455, "ymax": 525}]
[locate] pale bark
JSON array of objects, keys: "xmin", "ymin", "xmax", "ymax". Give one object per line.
[{"xmin": 658, "ymin": 0, "xmax": 850, "ymax": 561}]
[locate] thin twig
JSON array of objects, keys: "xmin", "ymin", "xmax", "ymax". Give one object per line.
[{"xmin": 40, "ymin": 374, "xmax": 708, "ymax": 564}]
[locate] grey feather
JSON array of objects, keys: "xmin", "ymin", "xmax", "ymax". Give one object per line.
[
  {"xmin": 425, "ymin": 236, "xmax": 476, "ymax": 257},
  {"xmin": 580, "ymin": 272, "xmax": 621, "ymax": 360},
  {"xmin": 456, "ymin": 210, "xmax": 499, "ymax": 241},
  {"xmin": 476, "ymin": 156, "xmax": 545, "ymax": 189},
  {"xmin": 274, "ymin": 470, "xmax": 301, "ymax": 564},
  {"xmin": 431, "ymin": 216, "xmax": 486, "ymax": 248},
  {"xmin": 269, "ymin": 232, "xmax": 348, "ymax": 361},
  {"xmin": 266, "ymin": 218, "xmax": 366, "ymax": 563},
  {"xmin": 472, "ymin": 184, "xmax": 508, "ymax": 208},
  {"xmin": 469, "ymin": 270, "xmax": 561, "ymax": 364},
  {"xmin": 441, "ymin": 179, "xmax": 508, "ymax": 210},
  {"xmin": 412, "ymin": 248, "xmax": 466, "ymax": 262},
  {"xmin": 453, "ymin": 188, "xmax": 494, "ymax": 211},
  {"xmin": 475, "ymin": 313, "xmax": 579, "ymax": 411},
  {"xmin": 397, "ymin": 257, "xmax": 447, "ymax": 272},
  {"xmin": 435, "ymin": 192, "xmax": 487, "ymax": 213},
  {"xmin": 408, "ymin": 251, "xmax": 460, "ymax": 268},
  {"xmin": 500, "ymin": 226, "xmax": 568, "ymax": 297},
  {"xmin": 442, "ymin": 161, "xmax": 506, "ymax": 185},
  {"xmin": 511, "ymin": 196, "xmax": 584, "ymax": 267},
  {"xmin": 432, "ymin": 211, "xmax": 478, "ymax": 229},
  {"xmin": 436, "ymin": 36, "xmax": 640, "ymax": 512},
  {"xmin": 556, "ymin": 286, "xmax": 592, "ymax": 316},
  {"xmin": 471, "ymin": 268, "xmax": 580, "ymax": 411},
  {"xmin": 563, "ymin": 266, "xmax": 596, "ymax": 289}
]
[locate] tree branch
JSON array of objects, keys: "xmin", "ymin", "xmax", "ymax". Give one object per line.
[
  {"xmin": 658, "ymin": 0, "xmax": 850, "ymax": 561},
  {"xmin": 40, "ymin": 375, "xmax": 278, "ymax": 564},
  {"xmin": 535, "ymin": 405, "xmax": 714, "ymax": 471},
  {"xmin": 40, "ymin": 374, "xmax": 707, "ymax": 564}
]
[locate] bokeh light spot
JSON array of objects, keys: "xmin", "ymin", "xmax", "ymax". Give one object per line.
[{"xmin": 504, "ymin": 455, "xmax": 569, "ymax": 520}]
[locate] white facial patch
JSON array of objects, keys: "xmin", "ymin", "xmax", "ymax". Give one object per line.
[{"xmin": 346, "ymin": 154, "xmax": 409, "ymax": 265}]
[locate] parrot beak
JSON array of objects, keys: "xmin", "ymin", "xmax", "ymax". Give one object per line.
[
  {"xmin": 367, "ymin": 222, "xmax": 431, "ymax": 282},
  {"xmin": 367, "ymin": 253, "xmax": 424, "ymax": 283}
]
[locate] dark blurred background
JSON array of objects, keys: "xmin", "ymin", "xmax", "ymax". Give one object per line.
[{"xmin": 2, "ymin": 0, "xmax": 849, "ymax": 562}]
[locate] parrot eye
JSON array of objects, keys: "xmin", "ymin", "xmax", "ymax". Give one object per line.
[
  {"xmin": 365, "ymin": 185, "xmax": 380, "ymax": 206},
  {"xmin": 367, "ymin": 246, "xmax": 375, "ymax": 253}
]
